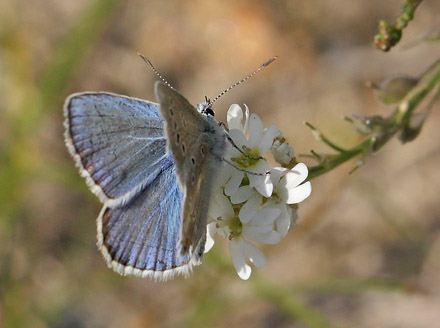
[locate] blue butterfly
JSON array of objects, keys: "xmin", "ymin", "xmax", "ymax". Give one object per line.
[
  {"xmin": 64, "ymin": 81, "xmax": 229, "ymax": 281},
  {"xmin": 64, "ymin": 57, "xmax": 277, "ymax": 281}
]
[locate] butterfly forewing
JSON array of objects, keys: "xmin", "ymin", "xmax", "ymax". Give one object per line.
[
  {"xmin": 64, "ymin": 92, "xmax": 167, "ymax": 206},
  {"xmin": 155, "ymin": 82, "xmax": 227, "ymax": 257},
  {"xmin": 153, "ymin": 83, "xmax": 211, "ymax": 178}
]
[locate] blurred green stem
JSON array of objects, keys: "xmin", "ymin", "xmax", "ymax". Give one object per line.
[
  {"xmin": 1, "ymin": 1, "xmax": 120, "ymax": 326},
  {"xmin": 306, "ymin": 57, "xmax": 440, "ymax": 181},
  {"xmin": 38, "ymin": 0, "xmax": 120, "ymax": 110},
  {"xmin": 307, "ymin": 139, "xmax": 372, "ymax": 180}
]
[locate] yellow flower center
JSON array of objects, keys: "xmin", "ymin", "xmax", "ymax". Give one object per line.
[
  {"xmin": 218, "ymin": 215, "xmax": 242, "ymax": 240},
  {"xmin": 231, "ymin": 147, "xmax": 260, "ymax": 169}
]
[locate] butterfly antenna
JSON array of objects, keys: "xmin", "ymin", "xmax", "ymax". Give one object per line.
[
  {"xmin": 209, "ymin": 56, "xmax": 278, "ymax": 107},
  {"xmin": 137, "ymin": 52, "xmax": 174, "ymax": 89}
]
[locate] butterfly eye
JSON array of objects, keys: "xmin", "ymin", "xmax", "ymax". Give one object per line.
[{"xmin": 205, "ymin": 108, "xmax": 215, "ymax": 117}]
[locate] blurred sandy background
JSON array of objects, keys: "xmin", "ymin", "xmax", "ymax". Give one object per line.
[{"xmin": 1, "ymin": 1, "xmax": 440, "ymax": 327}]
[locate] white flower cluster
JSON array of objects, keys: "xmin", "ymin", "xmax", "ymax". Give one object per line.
[{"xmin": 206, "ymin": 104, "xmax": 312, "ymax": 280}]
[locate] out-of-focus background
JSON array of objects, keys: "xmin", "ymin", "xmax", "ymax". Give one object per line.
[{"xmin": 1, "ymin": 1, "xmax": 440, "ymax": 327}]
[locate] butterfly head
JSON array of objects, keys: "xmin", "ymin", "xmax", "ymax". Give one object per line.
[{"xmin": 197, "ymin": 95, "xmax": 215, "ymax": 117}]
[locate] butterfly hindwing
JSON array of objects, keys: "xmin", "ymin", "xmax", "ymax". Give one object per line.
[{"xmin": 97, "ymin": 157, "xmax": 200, "ymax": 280}]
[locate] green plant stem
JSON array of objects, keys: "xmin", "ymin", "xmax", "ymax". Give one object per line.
[
  {"xmin": 306, "ymin": 57, "xmax": 440, "ymax": 181},
  {"xmin": 307, "ymin": 139, "xmax": 372, "ymax": 181},
  {"xmin": 1, "ymin": 1, "xmax": 120, "ymax": 326},
  {"xmin": 304, "ymin": 122, "xmax": 347, "ymax": 153},
  {"xmin": 397, "ymin": 58, "xmax": 440, "ymax": 124}
]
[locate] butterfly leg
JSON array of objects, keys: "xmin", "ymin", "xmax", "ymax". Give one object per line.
[
  {"xmin": 218, "ymin": 122, "xmax": 263, "ymax": 160},
  {"xmin": 222, "ymin": 157, "xmax": 268, "ymax": 176}
]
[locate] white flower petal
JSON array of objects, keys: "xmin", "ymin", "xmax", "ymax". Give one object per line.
[
  {"xmin": 217, "ymin": 163, "xmax": 235, "ymax": 186},
  {"xmin": 242, "ymin": 226, "xmax": 261, "ymax": 241},
  {"xmin": 248, "ymin": 173, "xmax": 264, "ymax": 188},
  {"xmin": 254, "ymin": 173, "xmax": 273, "ymax": 197},
  {"xmin": 259, "ymin": 125, "xmax": 279, "ymax": 155},
  {"xmin": 204, "ymin": 222, "xmax": 217, "ymax": 253},
  {"xmin": 225, "ymin": 170, "xmax": 243, "ymax": 196},
  {"xmin": 248, "ymin": 114, "xmax": 264, "ymax": 147},
  {"xmin": 230, "ymin": 238, "xmax": 251, "ymax": 280},
  {"xmin": 243, "ymin": 104, "xmax": 250, "ymax": 134},
  {"xmin": 227, "ymin": 104, "xmax": 244, "ymax": 131},
  {"xmin": 262, "ymin": 231, "xmax": 282, "ymax": 244},
  {"xmin": 283, "ymin": 181, "xmax": 312, "ymax": 204},
  {"xmin": 229, "ymin": 129, "xmax": 248, "ymax": 149},
  {"xmin": 250, "ymin": 224, "xmax": 274, "ymax": 233},
  {"xmin": 275, "ymin": 205, "xmax": 291, "ymax": 237},
  {"xmin": 239, "ymin": 194, "xmax": 262, "ymax": 224},
  {"xmin": 209, "ymin": 189, "xmax": 235, "ymax": 219},
  {"xmin": 231, "ymin": 185, "xmax": 254, "ymax": 204},
  {"xmin": 251, "ymin": 207, "xmax": 281, "ymax": 225},
  {"xmin": 270, "ymin": 167, "xmax": 287, "ymax": 186},
  {"xmin": 243, "ymin": 241, "xmax": 266, "ymax": 268},
  {"xmin": 278, "ymin": 163, "xmax": 310, "ymax": 203},
  {"xmin": 255, "ymin": 159, "xmax": 271, "ymax": 174},
  {"xmin": 248, "ymin": 160, "xmax": 270, "ymax": 187},
  {"xmin": 283, "ymin": 163, "xmax": 309, "ymax": 189},
  {"xmin": 261, "ymin": 200, "xmax": 291, "ymax": 237},
  {"xmin": 243, "ymin": 226, "xmax": 281, "ymax": 245}
]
